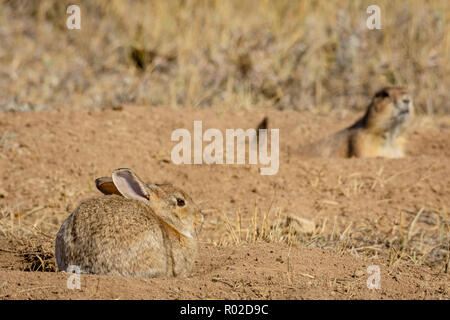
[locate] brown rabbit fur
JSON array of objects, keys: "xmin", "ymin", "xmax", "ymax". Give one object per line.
[{"xmin": 55, "ymin": 168, "xmax": 203, "ymax": 278}]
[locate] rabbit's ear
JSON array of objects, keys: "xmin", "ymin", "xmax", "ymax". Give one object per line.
[
  {"xmin": 95, "ymin": 177, "xmax": 122, "ymax": 195},
  {"xmin": 112, "ymin": 168, "xmax": 150, "ymax": 202}
]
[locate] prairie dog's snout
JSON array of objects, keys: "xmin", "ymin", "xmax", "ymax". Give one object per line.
[{"xmin": 396, "ymin": 92, "xmax": 413, "ymax": 116}]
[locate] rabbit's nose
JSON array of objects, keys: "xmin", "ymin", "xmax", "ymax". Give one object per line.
[{"xmin": 402, "ymin": 98, "xmax": 410, "ymax": 104}]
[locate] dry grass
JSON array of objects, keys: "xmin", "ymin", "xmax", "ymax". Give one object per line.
[
  {"xmin": 0, "ymin": 190, "xmax": 448, "ymax": 273},
  {"xmin": 0, "ymin": 0, "xmax": 448, "ymax": 113},
  {"xmin": 0, "ymin": 205, "xmax": 58, "ymax": 272},
  {"xmin": 1, "ymin": 158, "xmax": 448, "ymax": 273},
  {"xmin": 205, "ymin": 163, "xmax": 450, "ymax": 272},
  {"xmin": 210, "ymin": 205, "xmax": 449, "ymax": 271},
  {"xmin": 0, "ymin": 231, "xmax": 56, "ymax": 272}
]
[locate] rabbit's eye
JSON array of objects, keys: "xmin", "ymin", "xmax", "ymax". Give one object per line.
[{"xmin": 176, "ymin": 198, "xmax": 185, "ymax": 207}]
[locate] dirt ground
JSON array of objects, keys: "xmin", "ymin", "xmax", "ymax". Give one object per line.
[{"xmin": 0, "ymin": 106, "xmax": 449, "ymax": 299}]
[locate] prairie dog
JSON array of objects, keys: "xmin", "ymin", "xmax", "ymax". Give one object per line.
[{"xmin": 303, "ymin": 87, "xmax": 413, "ymax": 158}]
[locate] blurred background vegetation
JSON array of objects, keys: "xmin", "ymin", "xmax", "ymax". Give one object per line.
[{"xmin": 0, "ymin": 0, "xmax": 448, "ymax": 113}]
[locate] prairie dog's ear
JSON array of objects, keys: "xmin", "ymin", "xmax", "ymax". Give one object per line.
[
  {"xmin": 95, "ymin": 177, "xmax": 121, "ymax": 195},
  {"xmin": 372, "ymin": 88, "xmax": 390, "ymax": 112},
  {"xmin": 112, "ymin": 168, "xmax": 150, "ymax": 203},
  {"xmin": 256, "ymin": 117, "xmax": 268, "ymax": 132}
]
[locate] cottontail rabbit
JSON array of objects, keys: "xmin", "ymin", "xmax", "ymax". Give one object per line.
[{"xmin": 55, "ymin": 168, "xmax": 203, "ymax": 278}]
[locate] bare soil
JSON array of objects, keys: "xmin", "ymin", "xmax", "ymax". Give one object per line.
[{"xmin": 0, "ymin": 106, "xmax": 449, "ymax": 299}]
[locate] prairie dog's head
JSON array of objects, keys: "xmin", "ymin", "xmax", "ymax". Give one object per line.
[
  {"xmin": 96, "ymin": 169, "xmax": 203, "ymax": 239},
  {"xmin": 366, "ymin": 87, "xmax": 414, "ymax": 134}
]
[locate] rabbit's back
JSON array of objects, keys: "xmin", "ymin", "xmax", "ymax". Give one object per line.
[{"xmin": 55, "ymin": 195, "xmax": 170, "ymax": 277}]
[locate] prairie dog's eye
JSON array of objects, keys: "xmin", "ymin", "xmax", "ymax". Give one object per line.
[
  {"xmin": 375, "ymin": 90, "xmax": 389, "ymax": 98},
  {"xmin": 176, "ymin": 198, "xmax": 185, "ymax": 207}
]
